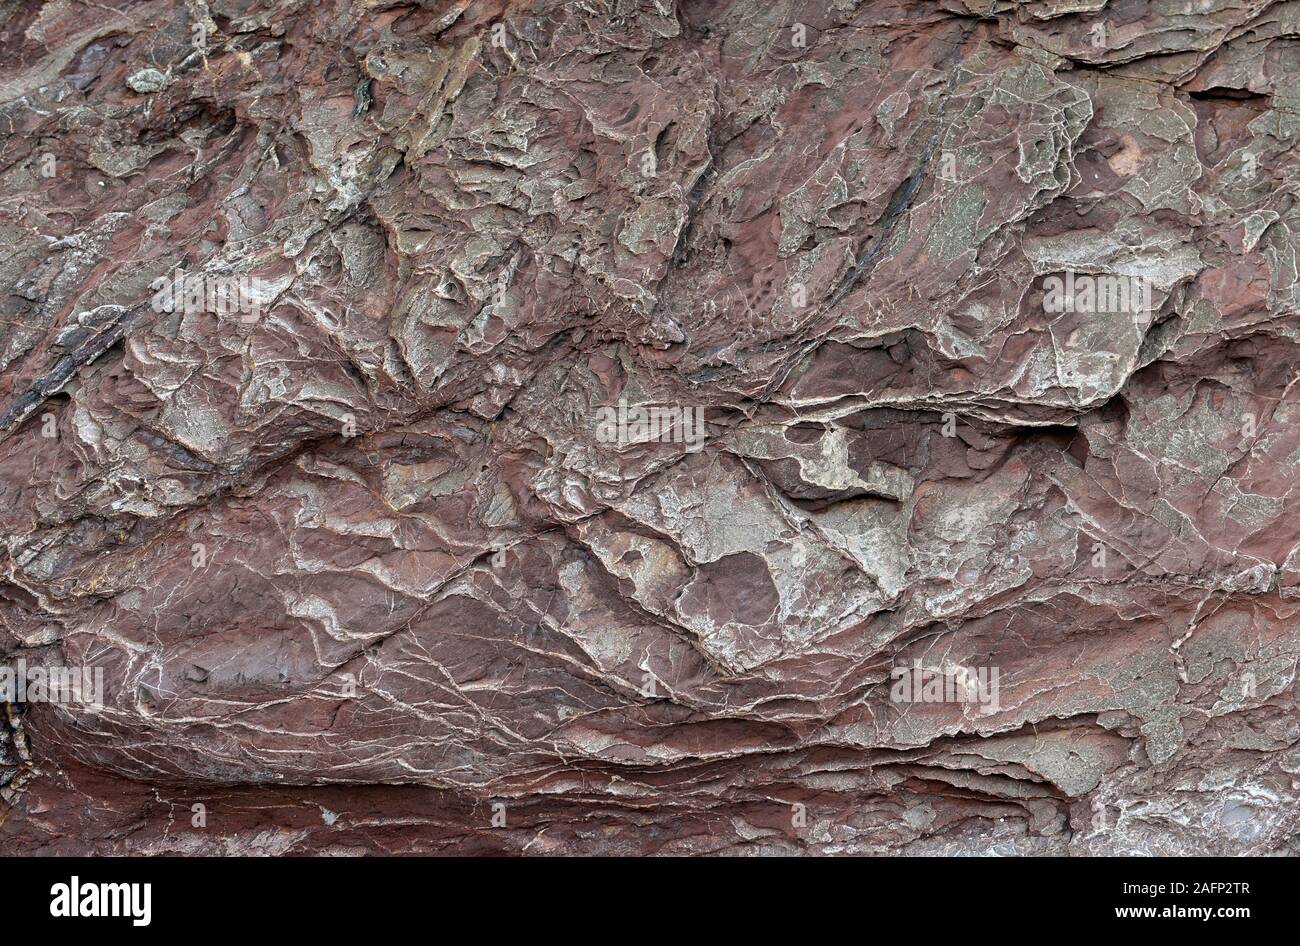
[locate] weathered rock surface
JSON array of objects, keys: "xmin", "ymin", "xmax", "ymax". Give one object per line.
[{"xmin": 1, "ymin": 0, "xmax": 1299, "ymax": 855}]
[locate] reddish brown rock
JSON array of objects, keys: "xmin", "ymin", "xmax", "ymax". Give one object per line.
[{"xmin": 2, "ymin": 0, "xmax": 1299, "ymax": 855}]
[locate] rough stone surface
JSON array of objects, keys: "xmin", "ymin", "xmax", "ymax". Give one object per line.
[{"xmin": 1, "ymin": 0, "xmax": 1299, "ymax": 856}]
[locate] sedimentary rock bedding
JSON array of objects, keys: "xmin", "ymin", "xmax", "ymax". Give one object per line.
[{"xmin": 1, "ymin": 0, "xmax": 1298, "ymax": 855}]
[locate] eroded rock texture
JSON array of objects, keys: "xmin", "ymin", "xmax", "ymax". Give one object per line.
[{"xmin": 2, "ymin": 0, "xmax": 1299, "ymax": 856}]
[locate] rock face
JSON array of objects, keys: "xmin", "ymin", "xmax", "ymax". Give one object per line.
[{"xmin": 1, "ymin": 0, "xmax": 1299, "ymax": 856}]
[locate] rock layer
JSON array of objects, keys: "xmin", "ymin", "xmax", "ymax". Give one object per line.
[{"xmin": 1, "ymin": 0, "xmax": 1299, "ymax": 855}]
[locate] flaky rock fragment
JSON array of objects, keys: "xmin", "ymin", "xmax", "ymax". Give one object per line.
[{"xmin": 1, "ymin": 0, "xmax": 1298, "ymax": 855}]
